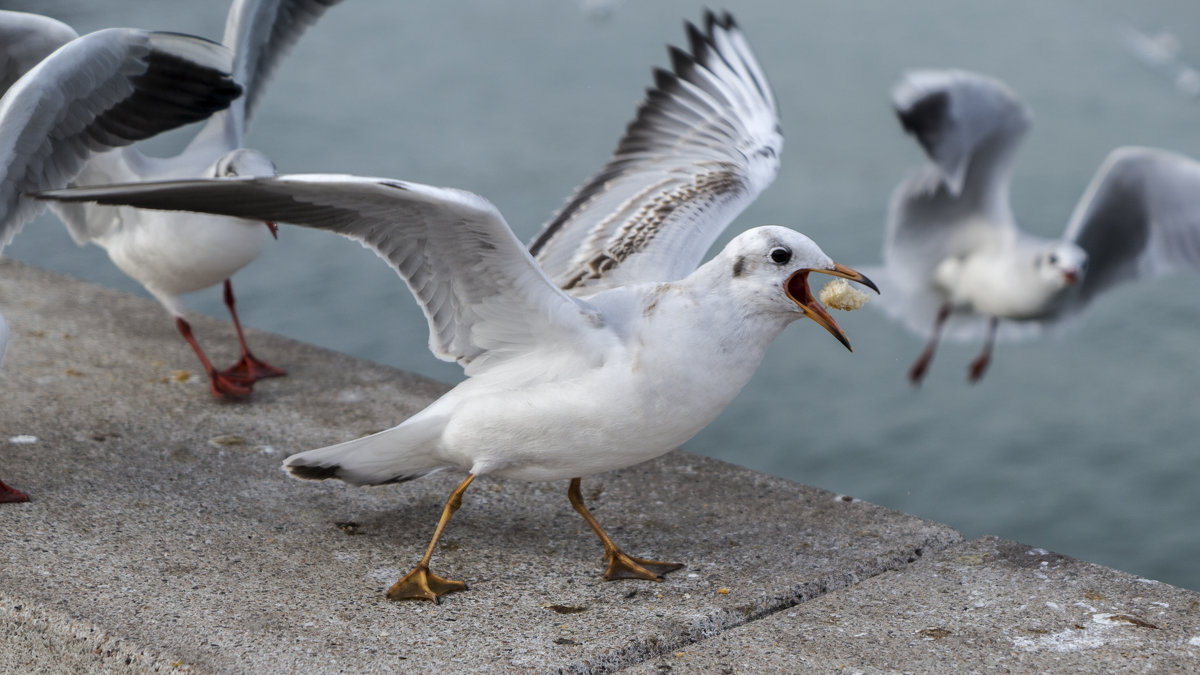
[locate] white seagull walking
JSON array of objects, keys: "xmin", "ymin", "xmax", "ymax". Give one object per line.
[
  {"xmin": 875, "ymin": 69, "xmax": 1200, "ymax": 384},
  {"xmin": 1, "ymin": 0, "xmax": 344, "ymax": 398},
  {"xmin": 40, "ymin": 12, "xmax": 877, "ymax": 602}
]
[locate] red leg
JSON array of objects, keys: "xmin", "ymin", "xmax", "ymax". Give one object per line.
[
  {"xmin": 909, "ymin": 303, "xmax": 951, "ymax": 386},
  {"xmin": 217, "ymin": 279, "xmax": 285, "ymax": 384},
  {"xmin": 0, "ymin": 479, "xmax": 29, "ymax": 503},
  {"xmin": 967, "ymin": 317, "xmax": 999, "ymax": 383},
  {"xmin": 176, "ymin": 317, "xmax": 253, "ymax": 398}
]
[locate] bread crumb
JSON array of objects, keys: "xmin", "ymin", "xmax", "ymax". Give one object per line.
[
  {"xmin": 717, "ymin": 587, "xmax": 730, "ymax": 595},
  {"xmin": 819, "ymin": 278, "xmax": 869, "ymax": 311}
]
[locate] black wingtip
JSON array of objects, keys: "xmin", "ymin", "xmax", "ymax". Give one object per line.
[
  {"xmin": 896, "ymin": 90, "xmax": 949, "ymax": 137},
  {"xmin": 288, "ymin": 464, "xmax": 340, "ymax": 481}
]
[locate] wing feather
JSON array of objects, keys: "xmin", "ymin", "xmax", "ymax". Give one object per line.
[
  {"xmin": 0, "ymin": 29, "xmax": 240, "ymax": 251},
  {"xmin": 37, "ymin": 175, "xmax": 610, "ymax": 375},
  {"xmin": 528, "ymin": 11, "xmax": 781, "ymax": 294},
  {"xmin": 1063, "ymin": 146, "xmax": 1200, "ymax": 310}
]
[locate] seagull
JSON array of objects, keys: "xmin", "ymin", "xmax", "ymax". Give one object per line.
[
  {"xmin": 873, "ymin": 68, "xmax": 1200, "ymax": 384},
  {"xmin": 1, "ymin": 0, "xmax": 344, "ymax": 399},
  {"xmin": 39, "ymin": 12, "xmax": 877, "ymax": 603},
  {"xmin": 0, "ymin": 311, "xmax": 29, "ymax": 504},
  {"xmin": 0, "ymin": 18, "xmax": 246, "ymax": 504}
]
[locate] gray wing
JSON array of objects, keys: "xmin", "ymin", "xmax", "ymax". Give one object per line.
[
  {"xmin": 1063, "ymin": 146, "xmax": 1200, "ymax": 311},
  {"xmin": 0, "ymin": 29, "xmax": 241, "ymax": 252},
  {"xmin": 37, "ymin": 175, "xmax": 612, "ymax": 376},
  {"xmin": 528, "ymin": 11, "xmax": 781, "ymax": 295},
  {"xmin": 185, "ymin": 0, "xmax": 343, "ymax": 152},
  {"xmin": 891, "ymin": 68, "xmax": 1030, "ymax": 202},
  {"xmin": 0, "ymin": 10, "xmax": 77, "ymax": 95}
]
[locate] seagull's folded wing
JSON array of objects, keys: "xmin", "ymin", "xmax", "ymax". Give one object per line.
[
  {"xmin": 37, "ymin": 174, "xmax": 613, "ymax": 376},
  {"xmin": 527, "ymin": 11, "xmax": 782, "ymax": 295}
]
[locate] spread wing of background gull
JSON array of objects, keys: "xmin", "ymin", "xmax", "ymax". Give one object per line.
[
  {"xmin": 39, "ymin": 11, "xmax": 877, "ymax": 604},
  {"xmin": 867, "ymin": 68, "xmax": 1200, "ymax": 385},
  {"xmin": 0, "ymin": 0, "xmax": 343, "ymax": 399},
  {"xmin": 0, "ymin": 311, "xmax": 28, "ymax": 504}
]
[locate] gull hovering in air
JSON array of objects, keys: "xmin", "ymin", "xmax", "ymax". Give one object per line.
[
  {"xmin": 0, "ymin": 17, "xmax": 247, "ymax": 502},
  {"xmin": 40, "ymin": 12, "xmax": 877, "ymax": 602},
  {"xmin": 1, "ymin": 0, "xmax": 344, "ymax": 399},
  {"xmin": 873, "ymin": 68, "xmax": 1200, "ymax": 384}
]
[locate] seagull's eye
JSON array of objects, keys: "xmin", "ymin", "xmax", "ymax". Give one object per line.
[
  {"xmin": 769, "ymin": 247, "xmax": 792, "ymax": 264},
  {"xmin": 1048, "ymin": 253, "xmax": 1059, "ymax": 265}
]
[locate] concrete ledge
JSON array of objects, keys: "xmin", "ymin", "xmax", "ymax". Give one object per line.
[
  {"xmin": 628, "ymin": 536, "xmax": 1200, "ymax": 672},
  {"xmin": 1, "ymin": 259, "xmax": 1197, "ymax": 672}
]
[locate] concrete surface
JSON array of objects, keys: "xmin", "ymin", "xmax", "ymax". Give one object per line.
[
  {"xmin": 629, "ymin": 536, "xmax": 1200, "ymax": 673},
  {"xmin": 1, "ymin": 259, "xmax": 1197, "ymax": 673}
]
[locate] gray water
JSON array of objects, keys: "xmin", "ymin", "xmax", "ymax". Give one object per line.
[{"xmin": 4, "ymin": 0, "xmax": 1199, "ymax": 590}]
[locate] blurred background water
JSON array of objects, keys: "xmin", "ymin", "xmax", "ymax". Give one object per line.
[{"xmin": 3, "ymin": 0, "xmax": 1199, "ymax": 590}]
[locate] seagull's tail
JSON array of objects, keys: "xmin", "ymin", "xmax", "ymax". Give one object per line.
[{"xmin": 283, "ymin": 419, "xmax": 446, "ymax": 486}]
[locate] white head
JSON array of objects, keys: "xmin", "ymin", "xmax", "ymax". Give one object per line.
[
  {"xmin": 212, "ymin": 149, "xmax": 279, "ymax": 237},
  {"xmin": 212, "ymin": 148, "xmax": 277, "ymax": 178},
  {"xmin": 722, "ymin": 226, "xmax": 878, "ymax": 350},
  {"xmin": 1034, "ymin": 240, "xmax": 1088, "ymax": 293}
]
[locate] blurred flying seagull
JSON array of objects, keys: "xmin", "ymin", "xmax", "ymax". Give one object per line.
[
  {"xmin": 0, "ymin": 0, "xmax": 344, "ymax": 399},
  {"xmin": 871, "ymin": 68, "xmax": 1200, "ymax": 384},
  {"xmin": 40, "ymin": 12, "xmax": 877, "ymax": 602}
]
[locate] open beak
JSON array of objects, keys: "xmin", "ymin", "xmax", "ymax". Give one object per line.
[
  {"xmin": 785, "ymin": 263, "xmax": 879, "ymax": 352},
  {"xmin": 265, "ymin": 221, "xmax": 278, "ymax": 239},
  {"xmin": 1062, "ymin": 269, "xmax": 1078, "ymax": 284}
]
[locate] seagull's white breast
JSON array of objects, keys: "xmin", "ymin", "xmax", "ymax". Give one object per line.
[
  {"xmin": 437, "ymin": 283, "xmax": 782, "ymax": 481},
  {"xmin": 96, "ymin": 208, "xmax": 273, "ymax": 300}
]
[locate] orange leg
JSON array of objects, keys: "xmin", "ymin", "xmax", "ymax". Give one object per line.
[
  {"xmin": 176, "ymin": 317, "xmax": 252, "ymax": 398},
  {"xmin": 386, "ymin": 473, "xmax": 476, "ymax": 603},
  {"xmin": 568, "ymin": 477, "xmax": 683, "ymax": 581},
  {"xmin": 0, "ymin": 479, "xmax": 29, "ymax": 504},
  {"xmin": 217, "ymin": 280, "xmax": 285, "ymax": 384}
]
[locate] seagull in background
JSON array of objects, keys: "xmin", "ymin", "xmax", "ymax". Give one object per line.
[
  {"xmin": 872, "ymin": 69, "xmax": 1200, "ymax": 384},
  {"xmin": 40, "ymin": 12, "xmax": 877, "ymax": 602},
  {"xmin": 0, "ymin": 21, "xmax": 244, "ymax": 503},
  {"xmin": 1, "ymin": 0, "xmax": 343, "ymax": 399}
]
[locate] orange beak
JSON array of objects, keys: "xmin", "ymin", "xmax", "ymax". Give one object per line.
[{"xmin": 785, "ymin": 262, "xmax": 879, "ymax": 352}]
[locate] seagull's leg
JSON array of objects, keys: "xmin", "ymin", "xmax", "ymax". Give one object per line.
[
  {"xmin": 967, "ymin": 317, "xmax": 999, "ymax": 383},
  {"xmin": 175, "ymin": 317, "xmax": 253, "ymax": 398},
  {"xmin": 0, "ymin": 479, "xmax": 29, "ymax": 504},
  {"xmin": 217, "ymin": 280, "xmax": 286, "ymax": 384},
  {"xmin": 568, "ymin": 477, "xmax": 684, "ymax": 581},
  {"xmin": 387, "ymin": 473, "xmax": 476, "ymax": 603},
  {"xmin": 908, "ymin": 303, "xmax": 951, "ymax": 385}
]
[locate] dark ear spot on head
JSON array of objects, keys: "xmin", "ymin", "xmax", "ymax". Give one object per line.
[{"xmin": 732, "ymin": 255, "xmax": 746, "ymax": 278}]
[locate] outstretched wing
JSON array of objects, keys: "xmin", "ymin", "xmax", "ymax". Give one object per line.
[
  {"xmin": 184, "ymin": 0, "xmax": 342, "ymax": 153},
  {"xmin": 38, "ymin": 175, "xmax": 612, "ymax": 376},
  {"xmin": 0, "ymin": 29, "xmax": 241, "ymax": 251},
  {"xmin": 1062, "ymin": 146, "xmax": 1200, "ymax": 312},
  {"xmin": 891, "ymin": 68, "xmax": 1030, "ymax": 203},
  {"xmin": 0, "ymin": 10, "xmax": 78, "ymax": 96},
  {"xmin": 528, "ymin": 11, "xmax": 781, "ymax": 295}
]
